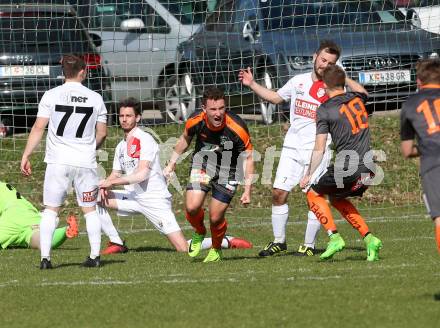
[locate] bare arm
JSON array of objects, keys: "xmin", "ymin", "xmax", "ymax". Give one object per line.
[
  {"xmin": 299, "ymin": 134, "xmax": 328, "ymax": 188},
  {"xmin": 21, "ymin": 117, "xmax": 49, "ymax": 176},
  {"xmin": 164, "ymin": 131, "xmax": 192, "ymax": 175},
  {"xmin": 240, "ymin": 150, "xmax": 254, "ymax": 205},
  {"xmin": 239, "ymin": 67, "xmax": 284, "ymax": 104},
  {"xmin": 96, "ymin": 122, "xmax": 107, "ymax": 150},
  {"xmin": 401, "ymin": 139, "xmax": 420, "ymax": 159},
  {"xmin": 100, "ymin": 160, "xmax": 150, "ymax": 188},
  {"xmin": 345, "ymin": 77, "xmax": 368, "ymax": 96}
]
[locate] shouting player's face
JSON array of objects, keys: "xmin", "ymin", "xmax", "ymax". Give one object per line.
[
  {"xmin": 203, "ymin": 98, "xmax": 226, "ymax": 128},
  {"xmin": 313, "ymin": 50, "xmax": 338, "ymax": 80},
  {"xmin": 119, "ymin": 107, "xmax": 140, "ymax": 133}
]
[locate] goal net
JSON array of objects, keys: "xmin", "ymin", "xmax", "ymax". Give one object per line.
[{"xmin": 0, "ymin": 0, "xmax": 437, "ymax": 234}]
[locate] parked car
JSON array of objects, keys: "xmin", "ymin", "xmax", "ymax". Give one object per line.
[
  {"xmin": 174, "ymin": 0, "xmax": 440, "ymax": 124},
  {"xmin": 68, "ymin": 0, "xmax": 216, "ymax": 122},
  {"xmin": 396, "ymin": 1, "xmax": 440, "ymax": 35},
  {"xmin": 0, "ymin": 2, "xmax": 111, "ymax": 135}
]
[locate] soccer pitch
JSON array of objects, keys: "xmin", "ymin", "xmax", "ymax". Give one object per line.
[{"xmin": 0, "ymin": 115, "xmax": 439, "ymax": 327}]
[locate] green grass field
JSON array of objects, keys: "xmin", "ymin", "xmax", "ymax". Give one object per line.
[{"xmin": 0, "ymin": 115, "xmax": 439, "ymax": 327}]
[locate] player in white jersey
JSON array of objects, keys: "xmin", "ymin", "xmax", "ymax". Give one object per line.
[
  {"xmin": 21, "ymin": 54, "xmax": 107, "ymax": 269},
  {"xmin": 239, "ymin": 40, "xmax": 367, "ymax": 257},
  {"xmin": 97, "ymin": 98, "xmax": 252, "ymax": 254}
]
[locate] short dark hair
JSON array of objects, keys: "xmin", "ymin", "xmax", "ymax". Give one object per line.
[
  {"xmin": 202, "ymin": 86, "xmax": 225, "ymax": 106},
  {"xmin": 61, "ymin": 54, "xmax": 86, "ymax": 79},
  {"xmin": 316, "ymin": 40, "xmax": 341, "ymax": 60},
  {"xmin": 322, "ymin": 64, "xmax": 346, "ymax": 90},
  {"xmin": 119, "ymin": 97, "xmax": 141, "ymax": 116},
  {"xmin": 416, "ymin": 58, "xmax": 440, "ymax": 85}
]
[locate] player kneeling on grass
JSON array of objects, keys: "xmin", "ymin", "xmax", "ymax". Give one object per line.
[
  {"xmin": 97, "ymin": 97, "xmax": 252, "ymax": 255},
  {"xmin": 400, "ymin": 58, "xmax": 440, "ymax": 254},
  {"xmin": 163, "ymin": 87, "xmax": 254, "ymax": 263},
  {"xmin": 300, "ymin": 65, "xmax": 382, "ymax": 261},
  {"xmin": 0, "ymin": 182, "xmax": 78, "ymax": 250}
]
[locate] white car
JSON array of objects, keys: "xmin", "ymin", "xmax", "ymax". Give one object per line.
[
  {"xmin": 397, "ymin": 0, "xmax": 440, "ymax": 34},
  {"xmin": 72, "ymin": 0, "xmax": 216, "ymax": 122}
]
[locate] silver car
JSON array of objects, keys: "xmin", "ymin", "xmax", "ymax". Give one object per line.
[{"xmin": 72, "ymin": 0, "xmax": 216, "ymax": 122}]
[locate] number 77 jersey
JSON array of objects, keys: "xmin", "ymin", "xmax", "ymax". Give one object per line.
[
  {"xmin": 316, "ymin": 92, "xmax": 371, "ymax": 167},
  {"xmin": 37, "ymin": 82, "xmax": 107, "ymax": 169},
  {"xmin": 401, "ymin": 84, "xmax": 440, "ymax": 175}
]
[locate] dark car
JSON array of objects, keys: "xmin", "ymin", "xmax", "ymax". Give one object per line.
[
  {"xmin": 0, "ymin": 2, "xmax": 111, "ymax": 135},
  {"xmin": 172, "ymin": 0, "xmax": 440, "ymax": 124}
]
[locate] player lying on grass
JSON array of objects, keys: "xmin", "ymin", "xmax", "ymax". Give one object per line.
[
  {"xmin": 300, "ymin": 64, "xmax": 382, "ymax": 261},
  {"xmin": 400, "ymin": 58, "xmax": 440, "ymax": 254},
  {"xmin": 97, "ymin": 97, "xmax": 252, "ymax": 255},
  {"xmin": 0, "ymin": 182, "xmax": 78, "ymax": 250}
]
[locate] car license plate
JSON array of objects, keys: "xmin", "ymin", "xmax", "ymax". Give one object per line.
[
  {"xmin": 358, "ymin": 70, "xmax": 411, "ymax": 85},
  {"xmin": 0, "ymin": 65, "xmax": 50, "ymax": 77}
]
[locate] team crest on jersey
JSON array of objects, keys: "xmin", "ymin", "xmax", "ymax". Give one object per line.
[
  {"xmin": 127, "ymin": 137, "xmax": 141, "ymax": 158},
  {"xmin": 317, "ymin": 88, "xmax": 326, "ymax": 98},
  {"xmin": 309, "ymin": 80, "xmax": 329, "ymax": 103},
  {"xmin": 295, "ymin": 83, "xmax": 304, "ymax": 96},
  {"xmin": 82, "ymin": 188, "xmax": 98, "ymax": 203}
]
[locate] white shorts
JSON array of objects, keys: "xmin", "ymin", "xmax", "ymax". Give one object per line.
[
  {"xmin": 273, "ymin": 147, "xmax": 331, "ymax": 192},
  {"xmin": 112, "ymin": 190, "xmax": 181, "ymax": 235},
  {"xmin": 44, "ymin": 163, "xmax": 98, "ymax": 208}
]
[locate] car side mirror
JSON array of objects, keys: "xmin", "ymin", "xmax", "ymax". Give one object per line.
[
  {"xmin": 89, "ymin": 33, "xmax": 102, "ymax": 48},
  {"xmin": 120, "ymin": 18, "xmax": 146, "ymax": 32},
  {"xmin": 406, "ymin": 9, "xmax": 421, "ymax": 29},
  {"xmin": 242, "ymin": 21, "xmax": 255, "ymax": 43}
]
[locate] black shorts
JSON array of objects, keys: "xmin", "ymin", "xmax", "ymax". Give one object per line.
[
  {"xmin": 421, "ymin": 166, "xmax": 440, "ymax": 219},
  {"xmin": 186, "ymin": 168, "xmax": 238, "ymax": 204},
  {"xmin": 311, "ymin": 165, "xmax": 375, "ymax": 199}
]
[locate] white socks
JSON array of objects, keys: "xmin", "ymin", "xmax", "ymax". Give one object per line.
[
  {"xmin": 40, "ymin": 209, "xmax": 59, "ymax": 260},
  {"xmin": 97, "ymin": 205, "xmax": 123, "ymax": 245},
  {"xmin": 304, "ymin": 210, "xmax": 321, "ymax": 248},
  {"xmin": 272, "ymin": 204, "xmax": 289, "ymax": 243},
  {"xmin": 84, "ymin": 211, "xmax": 102, "ymax": 259}
]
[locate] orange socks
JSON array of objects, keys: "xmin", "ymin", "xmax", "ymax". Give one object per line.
[
  {"xmin": 306, "ymin": 191, "xmax": 337, "ymax": 233},
  {"xmin": 331, "ymin": 198, "xmax": 370, "ymax": 237},
  {"xmin": 185, "ymin": 208, "xmax": 206, "ymax": 235},
  {"xmin": 436, "ymin": 223, "xmax": 440, "ymax": 254},
  {"xmin": 211, "ymin": 219, "xmax": 227, "ymax": 249}
]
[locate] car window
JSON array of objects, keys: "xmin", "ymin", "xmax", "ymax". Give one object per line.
[
  {"xmin": 85, "ymin": 0, "xmax": 168, "ymax": 31},
  {"xmin": 261, "ymin": 0, "xmax": 406, "ymax": 31},
  {"xmin": 232, "ymin": 0, "xmax": 258, "ymax": 32},
  {"xmin": 0, "ymin": 12, "xmax": 91, "ymax": 52},
  {"xmin": 158, "ymin": 0, "xmax": 218, "ymax": 24},
  {"xmin": 392, "ymin": 0, "xmax": 440, "ymax": 7},
  {"xmin": 205, "ymin": 0, "xmax": 235, "ymax": 31}
]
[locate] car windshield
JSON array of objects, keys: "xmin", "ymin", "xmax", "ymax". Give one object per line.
[
  {"xmin": 158, "ymin": 0, "xmax": 218, "ymax": 25},
  {"xmin": 260, "ymin": 0, "xmax": 407, "ymax": 30},
  {"xmin": 0, "ymin": 12, "xmax": 91, "ymax": 52},
  {"xmin": 393, "ymin": 0, "xmax": 440, "ymax": 7}
]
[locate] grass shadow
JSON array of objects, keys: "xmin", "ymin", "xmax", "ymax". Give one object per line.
[
  {"xmin": 132, "ymin": 246, "xmax": 175, "ymax": 253},
  {"xmin": 52, "ymin": 259, "xmax": 126, "ymax": 269},
  {"xmin": 433, "ymin": 293, "xmax": 440, "ymax": 301}
]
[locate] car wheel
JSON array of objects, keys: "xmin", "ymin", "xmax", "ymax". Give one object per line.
[
  {"xmin": 160, "ymin": 73, "xmax": 196, "ymax": 123},
  {"xmin": 256, "ymin": 69, "xmax": 279, "ymax": 125}
]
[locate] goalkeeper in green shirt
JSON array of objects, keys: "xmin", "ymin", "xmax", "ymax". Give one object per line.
[{"xmin": 0, "ymin": 181, "xmax": 78, "ymax": 249}]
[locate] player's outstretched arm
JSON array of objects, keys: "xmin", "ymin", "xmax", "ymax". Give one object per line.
[
  {"xmin": 238, "ymin": 67, "xmax": 284, "ymax": 104},
  {"xmin": 240, "ymin": 150, "xmax": 254, "ymax": 206},
  {"xmin": 21, "ymin": 117, "xmax": 49, "ymax": 176},
  {"xmin": 346, "ymin": 77, "xmax": 368, "ymax": 96}
]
